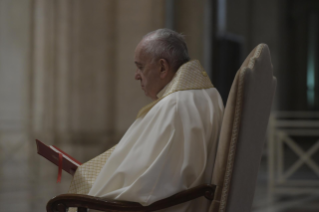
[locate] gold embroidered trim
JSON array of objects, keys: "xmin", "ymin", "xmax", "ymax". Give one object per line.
[
  {"xmin": 219, "ymin": 68, "xmax": 245, "ymax": 212},
  {"xmin": 136, "ymin": 60, "xmax": 214, "ymax": 119},
  {"xmin": 248, "ymin": 44, "xmax": 265, "ymax": 70},
  {"xmin": 136, "ymin": 99, "xmax": 162, "ymax": 119}
]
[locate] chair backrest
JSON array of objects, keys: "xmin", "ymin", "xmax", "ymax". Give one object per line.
[{"xmin": 209, "ymin": 44, "xmax": 277, "ymax": 212}]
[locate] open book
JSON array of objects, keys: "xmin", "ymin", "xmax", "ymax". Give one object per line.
[{"xmin": 36, "ymin": 139, "xmax": 82, "ymax": 176}]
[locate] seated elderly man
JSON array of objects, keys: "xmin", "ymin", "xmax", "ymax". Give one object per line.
[{"xmin": 68, "ymin": 28, "xmax": 224, "ymax": 212}]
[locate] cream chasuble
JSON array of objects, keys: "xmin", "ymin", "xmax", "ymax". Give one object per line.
[{"xmin": 68, "ymin": 60, "xmax": 224, "ymax": 212}]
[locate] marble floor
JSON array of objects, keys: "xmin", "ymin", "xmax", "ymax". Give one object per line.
[{"xmin": 0, "ymin": 133, "xmax": 319, "ymax": 212}]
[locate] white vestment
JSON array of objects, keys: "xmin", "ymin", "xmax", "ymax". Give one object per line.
[{"xmin": 87, "ymin": 60, "xmax": 224, "ymax": 212}]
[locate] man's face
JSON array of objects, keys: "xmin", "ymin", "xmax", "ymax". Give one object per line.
[{"xmin": 134, "ymin": 42, "xmax": 162, "ymax": 100}]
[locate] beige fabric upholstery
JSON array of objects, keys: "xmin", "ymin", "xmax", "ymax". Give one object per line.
[{"xmin": 210, "ymin": 44, "xmax": 276, "ymax": 212}]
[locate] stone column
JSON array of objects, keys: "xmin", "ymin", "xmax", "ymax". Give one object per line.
[
  {"xmin": 0, "ymin": 0, "xmax": 33, "ymax": 210},
  {"xmin": 175, "ymin": 0, "xmax": 205, "ymax": 63},
  {"xmin": 31, "ymin": 0, "xmax": 166, "ymax": 147},
  {"xmin": 114, "ymin": 0, "xmax": 165, "ymax": 134},
  {"xmin": 31, "ymin": 0, "xmax": 118, "ymax": 157}
]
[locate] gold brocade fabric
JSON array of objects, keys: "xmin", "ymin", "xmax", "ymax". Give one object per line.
[
  {"xmin": 67, "ymin": 145, "xmax": 116, "ymax": 212},
  {"xmin": 136, "ymin": 60, "xmax": 214, "ymax": 119},
  {"xmin": 68, "ymin": 145, "xmax": 117, "ymax": 194}
]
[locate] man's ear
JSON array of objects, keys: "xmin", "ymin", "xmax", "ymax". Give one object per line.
[{"xmin": 159, "ymin": 58, "xmax": 170, "ymax": 79}]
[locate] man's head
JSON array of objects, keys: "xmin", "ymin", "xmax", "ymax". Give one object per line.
[{"xmin": 134, "ymin": 28, "xmax": 190, "ymax": 100}]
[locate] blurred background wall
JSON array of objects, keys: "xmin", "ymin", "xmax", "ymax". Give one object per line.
[{"xmin": 1, "ymin": 0, "xmax": 319, "ymax": 211}]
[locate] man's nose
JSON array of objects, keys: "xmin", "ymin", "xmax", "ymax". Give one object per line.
[{"xmin": 135, "ymin": 70, "xmax": 141, "ymax": 80}]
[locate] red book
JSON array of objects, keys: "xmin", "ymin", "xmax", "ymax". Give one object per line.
[{"xmin": 36, "ymin": 139, "xmax": 82, "ymax": 176}]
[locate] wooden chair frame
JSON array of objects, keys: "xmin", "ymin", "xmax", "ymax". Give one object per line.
[{"xmin": 47, "ymin": 184, "xmax": 215, "ymax": 212}]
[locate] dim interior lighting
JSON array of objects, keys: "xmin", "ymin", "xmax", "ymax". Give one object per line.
[{"xmin": 307, "ymin": 12, "xmax": 318, "ymax": 108}]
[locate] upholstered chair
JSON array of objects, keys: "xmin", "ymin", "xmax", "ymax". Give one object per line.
[
  {"xmin": 46, "ymin": 43, "xmax": 276, "ymax": 212},
  {"xmin": 208, "ymin": 43, "xmax": 276, "ymax": 212}
]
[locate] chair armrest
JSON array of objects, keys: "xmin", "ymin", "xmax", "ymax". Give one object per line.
[{"xmin": 47, "ymin": 183, "xmax": 216, "ymax": 212}]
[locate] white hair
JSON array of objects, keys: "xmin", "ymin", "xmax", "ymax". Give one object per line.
[{"xmin": 142, "ymin": 28, "xmax": 190, "ymax": 71}]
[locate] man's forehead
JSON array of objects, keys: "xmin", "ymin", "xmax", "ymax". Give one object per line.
[
  {"xmin": 134, "ymin": 48, "xmax": 144, "ymax": 65},
  {"xmin": 134, "ymin": 42, "xmax": 152, "ymax": 64}
]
